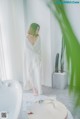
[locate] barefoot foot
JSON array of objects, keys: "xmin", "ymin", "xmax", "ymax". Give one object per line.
[{"xmin": 33, "ymin": 88, "xmax": 38, "ymax": 96}]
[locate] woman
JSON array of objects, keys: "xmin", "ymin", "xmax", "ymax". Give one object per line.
[{"xmin": 25, "ymin": 23, "xmax": 42, "ymax": 95}]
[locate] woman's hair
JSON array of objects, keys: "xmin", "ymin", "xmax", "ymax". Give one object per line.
[{"xmin": 28, "ymin": 23, "xmax": 40, "ymax": 36}]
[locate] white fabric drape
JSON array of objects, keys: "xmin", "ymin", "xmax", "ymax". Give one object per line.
[
  {"xmin": 0, "ymin": 26, "xmax": 6, "ymax": 80},
  {"xmin": 0, "ymin": 0, "xmax": 25, "ymax": 83},
  {"xmin": 23, "ymin": 37, "xmax": 42, "ymax": 93}
]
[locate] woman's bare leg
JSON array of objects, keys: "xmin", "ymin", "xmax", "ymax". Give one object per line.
[
  {"xmin": 29, "ymin": 80, "xmax": 38, "ymax": 96},
  {"xmin": 34, "ymin": 64, "xmax": 42, "ymax": 95}
]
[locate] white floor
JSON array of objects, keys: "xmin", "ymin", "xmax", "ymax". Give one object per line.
[
  {"xmin": 19, "ymin": 86, "xmax": 80, "ymax": 119},
  {"xmin": 42, "ymin": 86, "xmax": 80, "ymax": 119}
]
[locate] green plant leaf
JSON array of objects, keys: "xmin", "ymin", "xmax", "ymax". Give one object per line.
[{"xmin": 48, "ymin": 0, "xmax": 80, "ymax": 107}]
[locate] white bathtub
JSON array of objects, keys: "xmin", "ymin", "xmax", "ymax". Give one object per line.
[{"xmin": 0, "ymin": 80, "xmax": 22, "ymax": 119}]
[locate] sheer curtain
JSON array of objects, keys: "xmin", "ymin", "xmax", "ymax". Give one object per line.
[
  {"xmin": 0, "ymin": 26, "xmax": 6, "ymax": 80},
  {"xmin": 0, "ymin": 0, "xmax": 25, "ymax": 84}
]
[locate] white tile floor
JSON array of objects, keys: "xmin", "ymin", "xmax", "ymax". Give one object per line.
[{"xmin": 20, "ymin": 86, "xmax": 80, "ymax": 119}]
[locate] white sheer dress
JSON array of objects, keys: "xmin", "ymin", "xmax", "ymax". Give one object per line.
[{"xmin": 25, "ymin": 37, "xmax": 42, "ymax": 94}]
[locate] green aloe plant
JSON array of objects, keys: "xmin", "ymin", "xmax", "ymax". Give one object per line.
[
  {"xmin": 47, "ymin": 0, "xmax": 80, "ymax": 107},
  {"xmin": 60, "ymin": 36, "xmax": 65, "ymax": 72},
  {"xmin": 55, "ymin": 53, "xmax": 59, "ymax": 72},
  {"xmin": 55, "ymin": 37, "xmax": 65, "ymax": 73}
]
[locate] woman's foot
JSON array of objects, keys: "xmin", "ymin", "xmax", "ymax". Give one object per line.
[{"xmin": 33, "ymin": 88, "xmax": 38, "ymax": 96}]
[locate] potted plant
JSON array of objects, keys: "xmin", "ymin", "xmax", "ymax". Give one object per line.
[{"xmin": 52, "ymin": 37, "xmax": 68, "ymax": 89}]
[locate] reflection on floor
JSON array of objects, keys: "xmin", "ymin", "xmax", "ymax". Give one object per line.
[{"xmin": 23, "ymin": 86, "xmax": 80, "ymax": 119}]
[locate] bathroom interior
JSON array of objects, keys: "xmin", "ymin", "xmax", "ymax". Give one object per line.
[{"xmin": 0, "ymin": 0, "xmax": 80, "ymax": 119}]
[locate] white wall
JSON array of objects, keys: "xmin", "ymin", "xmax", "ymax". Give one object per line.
[
  {"xmin": 50, "ymin": 12, "xmax": 62, "ymax": 73},
  {"xmin": 0, "ymin": 0, "xmax": 25, "ymax": 83},
  {"xmin": 23, "ymin": 0, "xmax": 52, "ymax": 86},
  {"xmin": 65, "ymin": 4, "xmax": 80, "ymax": 42}
]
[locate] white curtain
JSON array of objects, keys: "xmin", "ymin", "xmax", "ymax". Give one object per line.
[
  {"xmin": 0, "ymin": 0, "xmax": 25, "ymax": 84},
  {"xmin": 0, "ymin": 26, "xmax": 6, "ymax": 80}
]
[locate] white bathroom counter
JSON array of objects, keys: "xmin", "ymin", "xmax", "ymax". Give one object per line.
[{"xmin": 20, "ymin": 93, "xmax": 73, "ymax": 119}]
